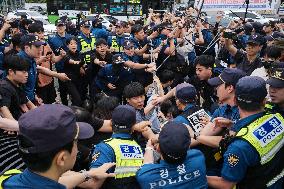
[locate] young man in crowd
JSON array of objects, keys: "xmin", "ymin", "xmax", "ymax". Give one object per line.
[
  {"xmin": 225, "ymin": 34, "xmax": 265, "ymax": 75},
  {"xmin": 188, "ymin": 55, "xmax": 218, "ymax": 112},
  {"xmin": 0, "ymin": 55, "xmax": 35, "ymax": 120}
]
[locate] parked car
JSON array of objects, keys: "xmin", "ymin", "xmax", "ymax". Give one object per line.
[
  {"xmin": 86, "ymin": 14, "xmax": 118, "ymax": 28},
  {"xmin": 223, "ymin": 10, "xmax": 276, "ymax": 24},
  {"xmin": 29, "ymin": 6, "xmax": 47, "ymax": 15},
  {"xmin": 7, "ymin": 10, "xmax": 48, "ymax": 21}
]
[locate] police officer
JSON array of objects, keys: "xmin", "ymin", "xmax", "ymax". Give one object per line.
[
  {"xmin": 77, "ymin": 20, "xmax": 96, "ymax": 67},
  {"xmin": 18, "ymin": 34, "xmax": 70, "ymax": 104},
  {"xmin": 0, "ymin": 104, "xmax": 116, "ymax": 189},
  {"xmin": 90, "ymin": 105, "xmax": 144, "ymax": 189},
  {"xmin": 204, "ymin": 68, "xmax": 246, "ymax": 135},
  {"xmin": 207, "ymin": 76, "xmax": 284, "ymax": 189},
  {"xmin": 173, "ymin": 83, "xmax": 200, "ymax": 126},
  {"xmin": 48, "ymin": 19, "xmax": 72, "ymax": 105},
  {"xmin": 77, "ymin": 20, "xmax": 97, "ymax": 99},
  {"xmin": 108, "ymin": 21, "xmax": 129, "ymax": 54},
  {"xmin": 136, "ymin": 121, "xmax": 208, "ymax": 189},
  {"xmin": 267, "ymin": 68, "xmax": 284, "ymax": 115},
  {"xmin": 91, "ymin": 17, "xmax": 109, "ymax": 41}
]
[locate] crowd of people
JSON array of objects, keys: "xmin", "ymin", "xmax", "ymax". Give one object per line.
[{"xmin": 0, "ymin": 5, "xmax": 283, "ymax": 189}]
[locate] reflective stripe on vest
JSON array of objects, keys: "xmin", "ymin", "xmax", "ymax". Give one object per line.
[
  {"xmin": 0, "ymin": 169, "xmax": 22, "ymax": 189},
  {"xmin": 111, "ymin": 36, "xmax": 122, "ymax": 53},
  {"xmin": 236, "ymin": 113, "xmax": 284, "ymax": 165},
  {"xmin": 78, "ymin": 35, "xmax": 96, "ymax": 64},
  {"xmin": 104, "ymin": 138, "xmax": 143, "ymax": 179}
]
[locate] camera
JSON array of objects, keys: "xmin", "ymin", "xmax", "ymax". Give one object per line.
[
  {"xmin": 223, "ymin": 31, "xmax": 238, "ymax": 41},
  {"xmin": 234, "ymin": 27, "xmax": 245, "ymax": 34},
  {"xmin": 54, "ymin": 47, "xmax": 63, "ymax": 55}
]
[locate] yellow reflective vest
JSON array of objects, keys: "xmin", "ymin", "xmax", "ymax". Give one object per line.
[
  {"xmin": 104, "ymin": 138, "xmax": 143, "ymax": 179},
  {"xmin": 111, "ymin": 36, "xmax": 123, "ymax": 53},
  {"xmin": 78, "ymin": 34, "xmax": 96, "ymax": 64},
  {"xmin": 0, "ymin": 169, "xmax": 22, "ymax": 189},
  {"xmin": 236, "ymin": 113, "xmax": 284, "ymax": 165}
]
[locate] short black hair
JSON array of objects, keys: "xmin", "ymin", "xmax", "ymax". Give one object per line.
[
  {"xmin": 194, "ymin": 55, "xmax": 215, "ymax": 68},
  {"xmin": 66, "ymin": 36, "xmax": 78, "ymax": 45},
  {"xmin": 123, "ymin": 82, "xmax": 145, "ymax": 99},
  {"xmin": 131, "ymin": 24, "xmax": 143, "ymax": 35},
  {"xmin": 265, "ymin": 45, "xmax": 282, "ymax": 60},
  {"xmin": 11, "ymin": 33, "xmax": 23, "ymax": 48},
  {"xmin": 95, "ymin": 38, "xmax": 108, "ymax": 47},
  {"xmin": 3, "ymin": 54, "xmax": 30, "ymax": 72},
  {"xmin": 28, "ymin": 23, "xmax": 44, "ymax": 33},
  {"xmin": 18, "ymin": 135, "xmax": 74, "ymax": 172},
  {"xmin": 159, "ymin": 70, "xmax": 175, "ymax": 84}
]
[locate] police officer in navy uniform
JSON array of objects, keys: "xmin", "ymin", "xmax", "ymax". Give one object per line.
[
  {"xmin": 0, "ymin": 104, "xmax": 116, "ymax": 189},
  {"xmin": 267, "ymin": 67, "xmax": 284, "ymax": 116},
  {"xmin": 108, "ymin": 21, "xmax": 129, "ymax": 54},
  {"xmin": 136, "ymin": 121, "xmax": 208, "ymax": 189},
  {"xmin": 173, "ymin": 83, "xmax": 205, "ymax": 132},
  {"xmin": 48, "ymin": 20, "xmax": 72, "ymax": 105},
  {"xmin": 77, "ymin": 20, "xmax": 97, "ymax": 99},
  {"xmin": 207, "ymin": 76, "xmax": 284, "ymax": 189},
  {"xmin": 90, "ymin": 105, "xmax": 148, "ymax": 189}
]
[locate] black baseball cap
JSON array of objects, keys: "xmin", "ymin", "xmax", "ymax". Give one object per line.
[
  {"xmin": 80, "ymin": 20, "xmax": 91, "ymax": 27},
  {"xmin": 159, "ymin": 121, "xmax": 190, "ymax": 160},
  {"xmin": 20, "ymin": 34, "xmax": 45, "ymax": 47},
  {"xmin": 236, "ymin": 76, "xmax": 267, "ymax": 103},
  {"xmin": 112, "ymin": 54, "xmax": 125, "ymax": 64},
  {"xmin": 208, "ymin": 68, "xmax": 246, "ymax": 87},
  {"xmin": 18, "ymin": 104, "xmax": 94, "ymax": 154},
  {"xmin": 123, "ymin": 40, "xmax": 134, "ymax": 50},
  {"xmin": 267, "ymin": 69, "xmax": 284, "ymax": 88},
  {"xmin": 112, "ymin": 105, "xmax": 136, "ymax": 131},
  {"xmin": 55, "ymin": 19, "xmax": 66, "ymax": 26},
  {"xmin": 176, "ymin": 83, "xmax": 197, "ymax": 103},
  {"xmin": 247, "ymin": 34, "xmax": 266, "ymax": 46}
]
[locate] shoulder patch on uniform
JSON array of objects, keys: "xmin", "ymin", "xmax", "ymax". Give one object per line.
[
  {"xmin": 92, "ymin": 151, "xmax": 100, "ymax": 162},
  {"xmin": 227, "ymin": 153, "xmax": 239, "ymax": 167}
]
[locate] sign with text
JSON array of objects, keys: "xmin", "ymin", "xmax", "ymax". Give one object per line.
[{"xmin": 194, "ymin": 0, "xmax": 275, "ymax": 11}]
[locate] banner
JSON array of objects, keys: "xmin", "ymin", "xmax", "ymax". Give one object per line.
[{"xmin": 195, "ymin": 0, "xmax": 275, "ymax": 11}]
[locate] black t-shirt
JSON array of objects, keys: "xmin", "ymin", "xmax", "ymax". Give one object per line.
[
  {"xmin": 93, "ymin": 51, "xmax": 113, "ymax": 75},
  {"xmin": 0, "ymin": 79, "xmax": 28, "ymax": 120},
  {"xmin": 234, "ymin": 50, "xmax": 263, "ymax": 75},
  {"xmin": 62, "ymin": 50, "xmax": 84, "ymax": 81}
]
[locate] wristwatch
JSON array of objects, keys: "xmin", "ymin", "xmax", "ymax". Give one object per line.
[{"xmin": 80, "ymin": 169, "xmax": 92, "ymax": 181}]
